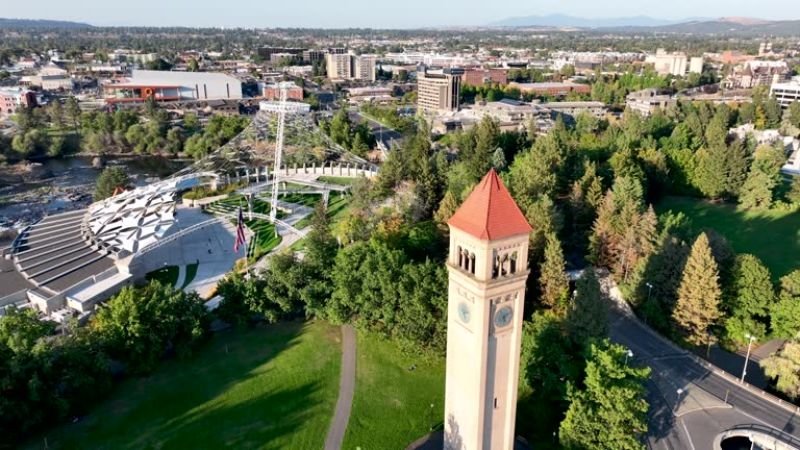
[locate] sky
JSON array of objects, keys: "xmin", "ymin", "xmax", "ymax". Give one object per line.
[{"xmin": 4, "ymin": 0, "xmax": 800, "ymax": 28}]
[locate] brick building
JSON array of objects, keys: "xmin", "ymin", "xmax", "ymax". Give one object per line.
[{"xmin": 463, "ymin": 68, "xmax": 508, "ymax": 87}]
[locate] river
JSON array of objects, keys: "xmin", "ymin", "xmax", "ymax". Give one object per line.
[{"xmin": 0, "ymin": 156, "xmax": 191, "ymax": 228}]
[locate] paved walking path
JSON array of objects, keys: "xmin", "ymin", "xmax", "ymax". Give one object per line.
[{"xmin": 324, "ymin": 325, "xmax": 356, "ymax": 450}]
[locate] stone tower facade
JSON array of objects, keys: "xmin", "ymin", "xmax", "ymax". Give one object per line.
[{"xmin": 443, "ymin": 169, "xmax": 532, "ymax": 450}]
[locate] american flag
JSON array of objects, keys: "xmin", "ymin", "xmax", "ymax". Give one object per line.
[{"xmin": 234, "ymin": 207, "xmax": 247, "ymax": 253}]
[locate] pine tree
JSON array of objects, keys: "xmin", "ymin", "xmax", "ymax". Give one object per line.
[
  {"xmin": 739, "ymin": 144, "xmax": 786, "ymax": 210},
  {"xmin": 725, "ymin": 139, "xmax": 750, "ymax": 196},
  {"xmin": 490, "ymin": 147, "xmax": 506, "ymax": 170},
  {"xmin": 434, "ymin": 191, "xmax": 459, "ymax": 234},
  {"xmin": 693, "ymin": 144, "xmax": 729, "ymax": 199},
  {"xmin": 723, "ymin": 254, "xmax": 775, "ymax": 345},
  {"xmin": 559, "ymin": 341, "xmax": 650, "ymax": 450},
  {"xmin": 673, "ymin": 233, "xmax": 722, "ymax": 346},
  {"xmin": 539, "ymin": 232, "xmax": 570, "ymax": 312},
  {"xmin": 638, "ymin": 235, "xmax": 690, "ymax": 331},
  {"xmin": 567, "ymin": 270, "xmax": 609, "ymax": 346}
]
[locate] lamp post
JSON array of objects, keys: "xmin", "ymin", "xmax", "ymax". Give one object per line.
[
  {"xmin": 645, "ymin": 282, "xmax": 653, "ymax": 302},
  {"xmin": 674, "ymin": 388, "xmax": 684, "ymax": 413},
  {"xmin": 740, "ymin": 334, "xmax": 756, "ymax": 384},
  {"xmin": 625, "ymin": 349, "xmax": 634, "ymax": 365}
]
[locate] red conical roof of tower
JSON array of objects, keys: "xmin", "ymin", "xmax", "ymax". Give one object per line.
[{"xmin": 448, "ymin": 169, "xmax": 532, "ymax": 240}]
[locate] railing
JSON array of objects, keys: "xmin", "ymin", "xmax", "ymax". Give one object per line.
[
  {"xmin": 133, "ymin": 218, "xmax": 226, "ymax": 258},
  {"xmin": 727, "ymin": 424, "xmax": 800, "ymax": 447}
]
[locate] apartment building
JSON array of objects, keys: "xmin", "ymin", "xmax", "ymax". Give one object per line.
[
  {"xmin": 325, "ymin": 53, "xmax": 376, "ymax": 82},
  {"xmin": 417, "ymin": 67, "xmax": 464, "ymax": 113},
  {"xmin": 770, "ymin": 77, "xmax": 800, "ymax": 108}
]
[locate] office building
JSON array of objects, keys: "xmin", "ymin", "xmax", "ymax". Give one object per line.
[
  {"xmin": 626, "ymin": 88, "xmax": 676, "ymax": 117},
  {"xmin": 648, "ymin": 49, "xmax": 688, "ymax": 76},
  {"xmin": 770, "ymin": 78, "xmax": 800, "ymax": 109},
  {"xmin": 417, "ymin": 67, "xmax": 464, "ymax": 113},
  {"xmin": 325, "ymin": 53, "xmax": 377, "ymax": 82},
  {"xmin": 103, "ymin": 70, "xmax": 243, "ymax": 104},
  {"xmin": 257, "ymin": 46, "xmax": 306, "ymax": 61},
  {"xmin": 509, "ymin": 81, "xmax": 591, "ymax": 97},
  {"xmin": 463, "ymin": 68, "xmax": 508, "ymax": 87},
  {"xmin": 689, "ymin": 57, "xmax": 704, "ymax": 74},
  {"xmin": 27, "ymin": 63, "xmax": 73, "ymax": 91},
  {"xmin": 541, "ymin": 101, "xmax": 607, "ymax": 120},
  {"xmin": 0, "ymin": 87, "xmax": 36, "ymax": 116},
  {"xmin": 326, "ymin": 53, "xmax": 353, "ymax": 80}
]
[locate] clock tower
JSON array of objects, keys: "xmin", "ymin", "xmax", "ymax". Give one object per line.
[{"xmin": 443, "ymin": 169, "xmax": 532, "ymax": 450}]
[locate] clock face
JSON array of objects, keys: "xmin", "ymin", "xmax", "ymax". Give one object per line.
[
  {"xmin": 458, "ymin": 302, "xmax": 471, "ymax": 324},
  {"xmin": 494, "ymin": 306, "xmax": 513, "ymax": 328}
]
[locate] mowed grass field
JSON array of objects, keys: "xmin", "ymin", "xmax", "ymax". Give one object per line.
[
  {"xmin": 342, "ymin": 333, "xmax": 445, "ymax": 450},
  {"xmin": 28, "ymin": 321, "xmax": 341, "ymax": 450},
  {"xmin": 657, "ymin": 196, "xmax": 800, "ymax": 280}
]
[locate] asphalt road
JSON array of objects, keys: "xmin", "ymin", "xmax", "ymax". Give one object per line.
[
  {"xmin": 348, "ymin": 111, "xmax": 403, "ymax": 150},
  {"xmin": 603, "ymin": 278, "xmax": 800, "ymax": 449}
]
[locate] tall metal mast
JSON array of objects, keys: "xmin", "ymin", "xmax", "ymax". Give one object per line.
[{"xmin": 269, "ymin": 82, "xmax": 292, "ymax": 236}]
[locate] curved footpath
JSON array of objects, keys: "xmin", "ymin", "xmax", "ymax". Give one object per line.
[
  {"xmin": 324, "ymin": 325, "xmax": 356, "ymax": 450},
  {"xmin": 602, "ymin": 275, "xmax": 800, "ymax": 450}
]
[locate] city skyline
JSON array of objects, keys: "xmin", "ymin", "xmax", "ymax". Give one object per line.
[{"xmin": 3, "ymin": 0, "xmax": 800, "ymax": 28}]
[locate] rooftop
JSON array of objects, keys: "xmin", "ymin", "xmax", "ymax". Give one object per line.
[{"xmin": 448, "ymin": 169, "xmax": 532, "ymax": 240}]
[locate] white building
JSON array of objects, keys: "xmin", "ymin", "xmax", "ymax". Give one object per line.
[
  {"xmin": 647, "ymin": 49, "xmax": 688, "ymax": 76},
  {"xmin": 770, "ymin": 77, "xmax": 800, "ymax": 108},
  {"xmin": 689, "ymin": 57, "xmax": 704, "ymax": 74},
  {"xmin": 104, "ymin": 70, "xmax": 243, "ymax": 104},
  {"xmin": 259, "ymin": 101, "xmax": 311, "ymax": 115},
  {"xmin": 29, "ymin": 63, "xmax": 73, "ymax": 91},
  {"xmin": 541, "ymin": 101, "xmax": 607, "ymax": 119},
  {"xmin": 325, "ymin": 53, "xmax": 377, "ymax": 82}
]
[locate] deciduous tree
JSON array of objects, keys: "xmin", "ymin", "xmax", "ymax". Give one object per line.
[{"xmin": 761, "ymin": 339, "xmax": 800, "ymax": 400}]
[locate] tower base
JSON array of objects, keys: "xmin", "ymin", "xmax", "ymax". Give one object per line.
[{"xmin": 406, "ymin": 431, "xmax": 531, "ymax": 450}]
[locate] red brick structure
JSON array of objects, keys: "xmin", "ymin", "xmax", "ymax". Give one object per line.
[
  {"xmin": 463, "ymin": 68, "xmax": 508, "ymax": 87},
  {"xmin": 263, "ymin": 84, "xmax": 303, "ymax": 101}
]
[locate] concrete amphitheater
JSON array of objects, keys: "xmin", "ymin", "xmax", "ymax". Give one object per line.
[{"xmin": 0, "ymin": 111, "xmax": 379, "ymax": 322}]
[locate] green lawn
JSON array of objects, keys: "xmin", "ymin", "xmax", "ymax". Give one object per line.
[
  {"xmin": 280, "ymin": 192, "xmax": 324, "ymax": 208},
  {"xmin": 145, "ymin": 265, "xmax": 179, "ymax": 287},
  {"xmin": 342, "ymin": 333, "xmax": 445, "ymax": 450},
  {"xmin": 245, "ymin": 219, "xmax": 282, "ymax": 262},
  {"xmin": 318, "ymin": 176, "xmax": 359, "ymax": 186},
  {"xmin": 294, "ymin": 193, "xmax": 351, "ymax": 230},
  {"xmin": 657, "ymin": 196, "xmax": 800, "ymax": 280},
  {"xmin": 28, "ymin": 321, "xmax": 342, "ymax": 450}
]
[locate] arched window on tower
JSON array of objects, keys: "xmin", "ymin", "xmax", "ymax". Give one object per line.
[
  {"xmin": 457, "ymin": 246, "xmax": 464, "ymax": 268},
  {"xmin": 469, "ymin": 253, "xmax": 476, "ymax": 275},
  {"xmin": 492, "ymin": 250, "xmax": 500, "ymax": 279},
  {"xmin": 500, "ymin": 253, "xmax": 509, "ymax": 277},
  {"xmin": 510, "ymin": 251, "xmax": 518, "ymax": 274}
]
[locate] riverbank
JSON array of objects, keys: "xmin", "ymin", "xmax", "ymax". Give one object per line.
[{"xmin": 0, "ymin": 155, "xmax": 191, "ymax": 229}]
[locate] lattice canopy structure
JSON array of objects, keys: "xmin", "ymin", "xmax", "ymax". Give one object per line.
[{"xmin": 84, "ymin": 172, "xmax": 217, "ymax": 257}]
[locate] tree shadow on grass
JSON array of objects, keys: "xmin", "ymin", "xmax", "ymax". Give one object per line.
[{"xmin": 29, "ymin": 321, "xmax": 336, "ymax": 450}]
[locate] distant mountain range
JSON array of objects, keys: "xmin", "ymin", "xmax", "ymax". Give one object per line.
[
  {"xmin": 490, "ymin": 14, "xmax": 706, "ymax": 28},
  {"xmin": 490, "ymin": 14, "xmax": 800, "ymax": 35},
  {"xmin": 0, "ymin": 18, "xmax": 92, "ymax": 29}
]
